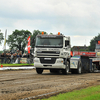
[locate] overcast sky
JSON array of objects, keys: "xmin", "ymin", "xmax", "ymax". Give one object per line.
[{"xmin": 0, "ymin": 0, "xmax": 100, "ymax": 51}]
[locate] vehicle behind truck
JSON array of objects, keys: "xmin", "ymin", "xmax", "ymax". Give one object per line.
[{"xmin": 34, "ymin": 32, "xmax": 71, "ymax": 74}]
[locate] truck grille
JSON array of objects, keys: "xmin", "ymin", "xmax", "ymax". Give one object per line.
[
  {"xmin": 41, "ymin": 51, "xmax": 57, "ymax": 53},
  {"xmin": 37, "ymin": 51, "xmax": 60, "ymax": 57},
  {"xmin": 40, "ymin": 58, "xmax": 56, "ymax": 64},
  {"xmin": 37, "ymin": 54, "xmax": 59, "ymax": 56}
]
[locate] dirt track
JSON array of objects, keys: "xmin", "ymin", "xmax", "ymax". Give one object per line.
[{"xmin": 0, "ymin": 69, "xmax": 100, "ymax": 100}]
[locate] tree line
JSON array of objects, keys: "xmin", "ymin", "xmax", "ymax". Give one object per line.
[
  {"xmin": 0, "ymin": 29, "xmax": 100, "ymax": 52},
  {"xmin": 0, "ymin": 30, "xmax": 49, "ymax": 53}
]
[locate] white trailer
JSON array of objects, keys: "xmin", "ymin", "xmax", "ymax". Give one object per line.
[{"xmin": 70, "ymin": 55, "xmax": 94, "ymax": 74}]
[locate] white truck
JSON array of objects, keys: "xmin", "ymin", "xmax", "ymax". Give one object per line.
[
  {"xmin": 34, "ymin": 32, "xmax": 71, "ymax": 74},
  {"xmin": 34, "ymin": 32, "xmax": 94, "ymax": 74}
]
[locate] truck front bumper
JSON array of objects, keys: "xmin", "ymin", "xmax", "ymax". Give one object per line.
[{"xmin": 34, "ymin": 58, "xmax": 66, "ymax": 69}]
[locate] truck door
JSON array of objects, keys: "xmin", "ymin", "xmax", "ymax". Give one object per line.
[{"xmin": 64, "ymin": 38, "xmax": 71, "ymax": 58}]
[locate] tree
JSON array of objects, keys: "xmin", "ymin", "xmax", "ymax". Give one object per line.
[
  {"xmin": 7, "ymin": 30, "xmax": 32, "ymax": 53},
  {"xmin": 89, "ymin": 33, "xmax": 100, "ymax": 51},
  {"xmin": 0, "ymin": 30, "xmax": 4, "ymax": 45},
  {"xmin": 0, "ymin": 51, "xmax": 3, "ymax": 54},
  {"xmin": 31, "ymin": 30, "xmax": 48, "ymax": 49}
]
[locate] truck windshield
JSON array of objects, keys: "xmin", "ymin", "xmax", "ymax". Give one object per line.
[{"xmin": 35, "ymin": 36, "xmax": 63, "ymax": 48}]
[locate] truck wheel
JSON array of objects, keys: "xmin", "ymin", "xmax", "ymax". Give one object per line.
[
  {"xmin": 62, "ymin": 61, "xmax": 70, "ymax": 75},
  {"xmin": 36, "ymin": 68, "xmax": 43, "ymax": 74},
  {"xmin": 76, "ymin": 61, "xmax": 82, "ymax": 74},
  {"xmin": 50, "ymin": 69, "xmax": 54, "ymax": 73}
]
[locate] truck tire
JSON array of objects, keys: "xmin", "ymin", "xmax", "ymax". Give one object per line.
[
  {"xmin": 76, "ymin": 61, "xmax": 82, "ymax": 74},
  {"xmin": 62, "ymin": 61, "xmax": 70, "ymax": 75},
  {"xmin": 50, "ymin": 69, "xmax": 54, "ymax": 73},
  {"xmin": 36, "ymin": 68, "xmax": 43, "ymax": 74}
]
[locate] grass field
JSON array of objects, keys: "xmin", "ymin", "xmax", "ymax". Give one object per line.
[
  {"xmin": 0, "ymin": 63, "xmax": 34, "ymax": 67},
  {"xmin": 41, "ymin": 85, "xmax": 100, "ymax": 100}
]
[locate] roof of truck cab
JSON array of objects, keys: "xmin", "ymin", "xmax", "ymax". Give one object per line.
[
  {"xmin": 37, "ymin": 34, "xmax": 64, "ymax": 36},
  {"xmin": 36, "ymin": 34, "xmax": 71, "ymax": 38}
]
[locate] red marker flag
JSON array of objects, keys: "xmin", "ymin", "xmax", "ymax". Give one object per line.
[
  {"xmin": 1, "ymin": 65, "xmax": 3, "ymax": 68},
  {"xmin": 98, "ymin": 41, "xmax": 100, "ymax": 44},
  {"xmin": 27, "ymin": 36, "xmax": 31, "ymax": 53}
]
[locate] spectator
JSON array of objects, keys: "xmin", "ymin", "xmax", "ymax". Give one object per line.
[
  {"xmin": 1, "ymin": 53, "xmax": 4, "ymax": 64},
  {"xmin": 27, "ymin": 53, "xmax": 30, "ymax": 64},
  {"xmin": 22, "ymin": 53, "xmax": 27, "ymax": 58},
  {"xmin": 17, "ymin": 51, "xmax": 22, "ymax": 64},
  {"xmin": 17, "ymin": 53, "xmax": 20, "ymax": 64},
  {"xmin": 4, "ymin": 52, "xmax": 7, "ymax": 63},
  {"xmin": 13, "ymin": 53, "xmax": 16, "ymax": 63},
  {"xmin": 11, "ymin": 53, "xmax": 14, "ymax": 64}
]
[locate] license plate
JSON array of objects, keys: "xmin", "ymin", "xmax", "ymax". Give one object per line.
[{"xmin": 44, "ymin": 58, "xmax": 51, "ymax": 60}]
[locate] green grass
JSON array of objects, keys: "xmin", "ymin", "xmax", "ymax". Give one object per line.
[
  {"xmin": 0, "ymin": 63, "xmax": 34, "ymax": 67},
  {"xmin": 41, "ymin": 85, "xmax": 100, "ymax": 100}
]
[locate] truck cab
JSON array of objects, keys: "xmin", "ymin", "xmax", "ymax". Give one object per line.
[{"xmin": 34, "ymin": 32, "xmax": 71, "ymax": 74}]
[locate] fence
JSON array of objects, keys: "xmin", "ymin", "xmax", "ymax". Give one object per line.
[{"xmin": 0, "ymin": 56, "xmax": 34, "ymax": 64}]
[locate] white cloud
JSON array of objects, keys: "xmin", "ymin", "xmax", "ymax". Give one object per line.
[
  {"xmin": 70, "ymin": 35, "xmax": 94, "ymax": 47},
  {"xmin": 0, "ymin": 0, "xmax": 100, "ymax": 51}
]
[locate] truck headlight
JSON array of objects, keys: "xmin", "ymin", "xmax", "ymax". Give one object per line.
[
  {"xmin": 57, "ymin": 60, "xmax": 63, "ymax": 63},
  {"xmin": 34, "ymin": 59, "xmax": 39, "ymax": 62}
]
